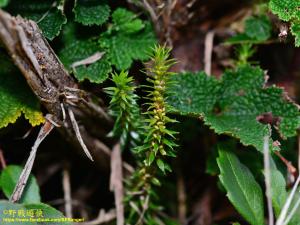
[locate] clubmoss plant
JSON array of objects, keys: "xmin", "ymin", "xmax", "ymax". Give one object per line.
[
  {"xmin": 104, "ymin": 71, "xmax": 142, "ymax": 148},
  {"xmin": 125, "ymin": 45, "xmax": 179, "ymax": 223},
  {"xmin": 137, "ymin": 45, "xmax": 178, "ymax": 171},
  {"xmin": 105, "ymin": 45, "xmax": 179, "ymax": 224}
]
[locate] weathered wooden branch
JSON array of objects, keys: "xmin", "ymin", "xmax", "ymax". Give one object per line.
[{"xmin": 0, "ymin": 9, "xmax": 115, "ymax": 171}]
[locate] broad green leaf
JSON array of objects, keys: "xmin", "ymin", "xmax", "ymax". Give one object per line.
[
  {"xmin": 226, "ymin": 15, "xmax": 271, "ymax": 44},
  {"xmin": 288, "ymin": 188, "xmax": 300, "ymax": 225},
  {"xmin": 60, "ymin": 39, "xmax": 111, "ymax": 83},
  {"xmin": 73, "ymin": 0, "xmax": 110, "ymax": 26},
  {"xmin": 205, "ymin": 149, "xmax": 219, "ymax": 176},
  {"xmin": 244, "ymin": 15, "xmax": 272, "ymax": 41},
  {"xmin": 0, "ymin": 200, "xmax": 71, "ymax": 225},
  {"xmin": 269, "ymin": 160, "xmax": 300, "ymax": 224},
  {"xmin": 217, "ymin": 148, "xmax": 264, "ymax": 225},
  {"xmin": 0, "ymin": 54, "xmax": 44, "ymax": 128},
  {"xmin": 270, "ymin": 169, "xmax": 287, "ymax": 217},
  {"xmin": 0, "ymin": 165, "xmax": 40, "ymax": 204},
  {"xmin": 0, "ymin": 201, "xmax": 31, "ymax": 225},
  {"xmin": 0, "ymin": 0, "xmax": 8, "ymax": 8},
  {"xmin": 99, "ymin": 8, "xmax": 156, "ymax": 70},
  {"xmin": 6, "ymin": 0, "xmax": 66, "ymax": 40},
  {"xmin": 168, "ymin": 65, "xmax": 300, "ymax": 152},
  {"xmin": 24, "ymin": 203, "xmax": 71, "ymax": 224}
]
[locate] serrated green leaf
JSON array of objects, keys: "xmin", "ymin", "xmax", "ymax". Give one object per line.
[
  {"xmin": 0, "ymin": 0, "xmax": 8, "ymax": 8},
  {"xmin": 168, "ymin": 65, "xmax": 300, "ymax": 152},
  {"xmin": 269, "ymin": 0, "xmax": 300, "ymax": 47},
  {"xmin": 100, "ymin": 8, "xmax": 156, "ymax": 70},
  {"xmin": 0, "ymin": 200, "xmax": 71, "ymax": 225},
  {"xmin": 37, "ymin": 7, "xmax": 67, "ymax": 40},
  {"xmin": 73, "ymin": 0, "xmax": 110, "ymax": 26},
  {"xmin": 60, "ymin": 39, "xmax": 111, "ymax": 83},
  {"xmin": 217, "ymin": 148, "xmax": 264, "ymax": 225},
  {"xmin": 269, "ymin": 0, "xmax": 300, "ymax": 22},
  {"xmin": 0, "ymin": 165, "xmax": 40, "ymax": 204},
  {"xmin": 6, "ymin": 0, "xmax": 66, "ymax": 40},
  {"xmin": 0, "ymin": 54, "xmax": 44, "ymax": 128},
  {"xmin": 291, "ymin": 22, "xmax": 300, "ymax": 47},
  {"xmin": 111, "ymin": 8, "xmax": 144, "ymax": 34},
  {"xmin": 204, "ymin": 114, "xmax": 271, "ymax": 152}
]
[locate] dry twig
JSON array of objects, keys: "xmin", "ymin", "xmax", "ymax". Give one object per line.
[
  {"xmin": 0, "ymin": 148, "xmax": 7, "ymax": 169},
  {"xmin": 10, "ymin": 120, "xmax": 54, "ymax": 202},
  {"xmin": 77, "ymin": 209, "xmax": 116, "ymax": 225},
  {"xmin": 263, "ymin": 136, "xmax": 274, "ymax": 225},
  {"xmin": 110, "ymin": 143, "xmax": 124, "ymax": 225},
  {"xmin": 63, "ymin": 165, "xmax": 73, "ymax": 218},
  {"xmin": 204, "ymin": 31, "xmax": 215, "ymax": 76}
]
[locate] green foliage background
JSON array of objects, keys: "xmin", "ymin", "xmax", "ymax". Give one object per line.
[{"xmin": 0, "ymin": 0, "xmax": 300, "ymax": 224}]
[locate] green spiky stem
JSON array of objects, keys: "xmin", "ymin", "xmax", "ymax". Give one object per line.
[{"xmin": 126, "ymin": 45, "xmax": 178, "ymax": 223}]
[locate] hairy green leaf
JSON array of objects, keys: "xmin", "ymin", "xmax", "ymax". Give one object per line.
[
  {"xmin": 60, "ymin": 39, "xmax": 111, "ymax": 83},
  {"xmin": 6, "ymin": 0, "xmax": 66, "ymax": 40},
  {"xmin": 217, "ymin": 148, "xmax": 264, "ymax": 225},
  {"xmin": 99, "ymin": 8, "xmax": 156, "ymax": 70},
  {"xmin": 0, "ymin": 54, "xmax": 44, "ymax": 128},
  {"xmin": 269, "ymin": 0, "xmax": 300, "ymax": 22},
  {"xmin": 168, "ymin": 65, "xmax": 300, "ymax": 152},
  {"xmin": 37, "ymin": 7, "xmax": 67, "ymax": 40},
  {"xmin": 168, "ymin": 71, "xmax": 220, "ymax": 115},
  {"xmin": 73, "ymin": 0, "xmax": 110, "ymax": 26},
  {"xmin": 0, "ymin": 165, "xmax": 40, "ymax": 204}
]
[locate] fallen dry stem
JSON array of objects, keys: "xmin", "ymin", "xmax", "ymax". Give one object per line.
[{"xmin": 10, "ymin": 120, "xmax": 54, "ymax": 202}]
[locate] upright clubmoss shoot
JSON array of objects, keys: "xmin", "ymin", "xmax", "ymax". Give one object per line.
[
  {"xmin": 140, "ymin": 45, "xmax": 178, "ymax": 172},
  {"xmin": 105, "ymin": 71, "xmax": 142, "ymax": 148},
  {"xmin": 125, "ymin": 45, "xmax": 179, "ymax": 224}
]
